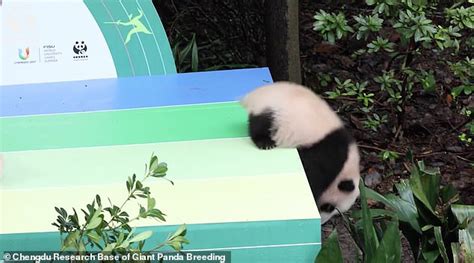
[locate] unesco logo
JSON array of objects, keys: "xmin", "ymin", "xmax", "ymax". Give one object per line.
[{"xmin": 73, "ymin": 41, "xmax": 88, "ymax": 60}]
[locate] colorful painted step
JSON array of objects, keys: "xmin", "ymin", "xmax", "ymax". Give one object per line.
[{"xmin": 0, "ymin": 68, "xmax": 321, "ymax": 262}]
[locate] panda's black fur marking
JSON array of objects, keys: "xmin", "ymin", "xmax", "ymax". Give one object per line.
[
  {"xmin": 248, "ymin": 109, "xmax": 277, "ymax": 150},
  {"xmin": 338, "ymin": 180, "xmax": 356, "ymax": 192},
  {"xmin": 319, "ymin": 203, "xmax": 336, "ymax": 213},
  {"xmin": 297, "ymin": 127, "xmax": 354, "ymax": 200}
]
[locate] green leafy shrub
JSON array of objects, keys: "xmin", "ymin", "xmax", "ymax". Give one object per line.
[
  {"xmin": 316, "ymin": 179, "xmax": 402, "ymax": 263},
  {"xmin": 364, "ymin": 159, "xmax": 474, "ymax": 262},
  {"xmin": 316, "ymin": 157, "xmax": 474, "ymax": 262},
  {"xmin": 173, "ymin": 33, "xmax": 199, "ymax": 73},
  {"xmin": 313, "ymin": 1, "xmax": 473, "ymax": 131},
  {"xmin": 52, "ymin": 154, "xmax": 188, "ymax": 254},
  {"xmin": 313, "ymin": 10, "xmax": 354, "ymax": 44}
]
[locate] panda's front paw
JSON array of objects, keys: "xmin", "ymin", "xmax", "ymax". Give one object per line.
[{"xmin": 254, "ymin": 139, "xmax": 277, "ymax": 150}]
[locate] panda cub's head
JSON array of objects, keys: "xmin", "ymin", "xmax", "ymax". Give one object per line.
[{"xmin": 241, "ymin": 81, "xmax": 361, "ymax": 224}]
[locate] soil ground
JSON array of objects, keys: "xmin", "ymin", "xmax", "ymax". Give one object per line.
[{"xmin": 155, "ymin": 1, "xmax": 473, "ymax": 261}]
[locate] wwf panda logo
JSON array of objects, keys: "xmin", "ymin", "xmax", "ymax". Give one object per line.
[{"xmin": 73, "ymin": 41, "xmax": 87, "ymax": 55}]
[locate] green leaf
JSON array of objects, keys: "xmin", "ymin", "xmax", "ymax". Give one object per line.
[
  {"xmin": 136, "ymin": 180, "xmax": 143, "ymax": 190},
  {"xmin": 102, "ymin": 243, "xmax": 116, "ymax": 253},
  {"xmin": 458, "ymin": 229, "xmax": 474, "ymax": 262},
  {"xmin": 366, "ymin": 0, "xmax": 376, "ymax": 6},
  {"xmin": 422, "ymin": 250, "xmax": 440, "ymax": 262},
  {"xmin": 352, "ymin": 208, "xmax": 397, "ymax": 220},
  {"xmin": 167, "ymin": 236, "xmax": 189, "ymax": 251},
  {"xmin": 191, "ymin": 34, "xmax": 199, "ymax": 72},
  {"xmin": 314, "ymin": 229, "xmax": 343, "ymax": 263},
  {"xmin": 452, "ymin": 204, "xmax": 474, "ymax": 238},
  {"xmin": 409, "ymin": 166, "xmax": 437, "ymax": 215},
  {"xmin": 360, "ymin": 181, "xmax": 379, "ymax": 261},
  {"xmin": 128, "ymin": 230, "xmax": 153, "ymax": 243},
  {"xmin": 86, "ymin": 210, "xmax": 102, "ymax": 230},
  {"xmin": 372, "ymin": 220, "xmax": 401, "ymax": 263},
  {"xmin": 169, "ymin": 224, "xmax": 187, "ymax": 240},
  {"xmin": 452, "ymin": 243, "xmax": 461, "ymax": 263},
  {"xmin": 62, "ymin": 230, "xmax": 80, "ymax": 251},
  {"xmin": 434, "ymin": 226, "xmax": 449, "ymax": 262},
  {"xmin": 148, "ymin": 208, "xmax": 166, "ymax": 221},
  {"xmin": 149, "ymin": 154, "xmax": 159, "ymax": 172},
  {"xmin": 86, "ymin": 231, "xmax": 102, "ymax": 245},
  {"xmin": 147, "ymin": 195, "xmax": 156, "ymax": 210},
  {"xmin": 365, "ymin": 186, "xmax": 421, "ymax": 233},
  {"xmin": 441, "ymin": 184, "xmax": 459, "ymax": 204}
]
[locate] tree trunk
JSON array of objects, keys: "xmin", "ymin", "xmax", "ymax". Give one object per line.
[{"xmin": 264, "ymin": 0, "xmax": 301, "ymax": 83}]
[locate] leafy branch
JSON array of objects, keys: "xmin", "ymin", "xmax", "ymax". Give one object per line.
[{"xmin": 52, "ymin": 153, "xmax": 188, "ymax": 255}]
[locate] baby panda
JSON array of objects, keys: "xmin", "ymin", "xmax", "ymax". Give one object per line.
[{"xmin": 240, "ymin": 81, "xmax": 360, "ymax": 224}]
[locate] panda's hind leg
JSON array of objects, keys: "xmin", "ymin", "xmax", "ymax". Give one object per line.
[{"xmin": 248, "ymin": 110, "xmax": 277, "ymax": 150}]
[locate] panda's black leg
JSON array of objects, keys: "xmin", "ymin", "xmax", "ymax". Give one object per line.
[{"xmin": 248, "ymin": 111, "xmax": 277, "ymax": 150}]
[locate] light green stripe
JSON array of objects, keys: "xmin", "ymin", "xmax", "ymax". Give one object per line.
[
  {"xmin": 1, "ymin": 138, "xmax": 303, "ymax": 189},
  {"xmin": 0, "ymin": 103, "xmax": 248, "ymax": 152}
]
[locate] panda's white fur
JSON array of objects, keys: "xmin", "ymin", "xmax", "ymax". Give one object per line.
[
  {"xmin": 240, "ymin": 81, "xmax": 360, "ymax": 224},
  {"xmin": 241, "ymin": 82, "xmax": 343, "ymax": 148}
]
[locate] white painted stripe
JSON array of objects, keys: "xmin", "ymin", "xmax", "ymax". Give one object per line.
[{"xmin": 183, "ymin": 242, "xmax": 322, "ymax": 252}]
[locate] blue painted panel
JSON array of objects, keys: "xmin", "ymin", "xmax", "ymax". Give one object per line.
[{"xmin": 0, "ymin": 68, "xmax": 272, "ymax": 117}]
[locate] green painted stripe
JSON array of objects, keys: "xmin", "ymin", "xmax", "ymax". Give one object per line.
[
  {"xmin": 0, "ymin": 103, "xmax": 248, "ymax": 152},
  {"xmin": 1, "ymin": 138, "xmax": 304, "ymax": 189},
  {"xmin": 0, "ymin": 219, "xmax": 321, "ymax": 256}
]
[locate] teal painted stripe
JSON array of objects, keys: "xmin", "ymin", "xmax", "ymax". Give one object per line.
[
  {"xmin": 109, "ymin": 0, "xmax": 150, "ymax": 75},
  {"xmin": 0, "ymin": 219, "xmax": 321, "ymax": 259},
  {"xmin": 0, "ymin": 246, "xmax": 320, "ymax": 263},
  {"xmin": 0, "ymin": 103, "xmax": 248, "ymax": 152},
  {"xmin": 133, "ymin": 0, "xmax": 177, "ymax": 75},
  {"xmin": 84, "ymin": 0, "xmax": 135, "ymax": 76},
  {"xmin": 84, "ymin": 0, "xmax": 177, "ymax": 76},
  {"xmin": 1, "ymin": 138, "xmax": 303, "ymax": 189}
]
